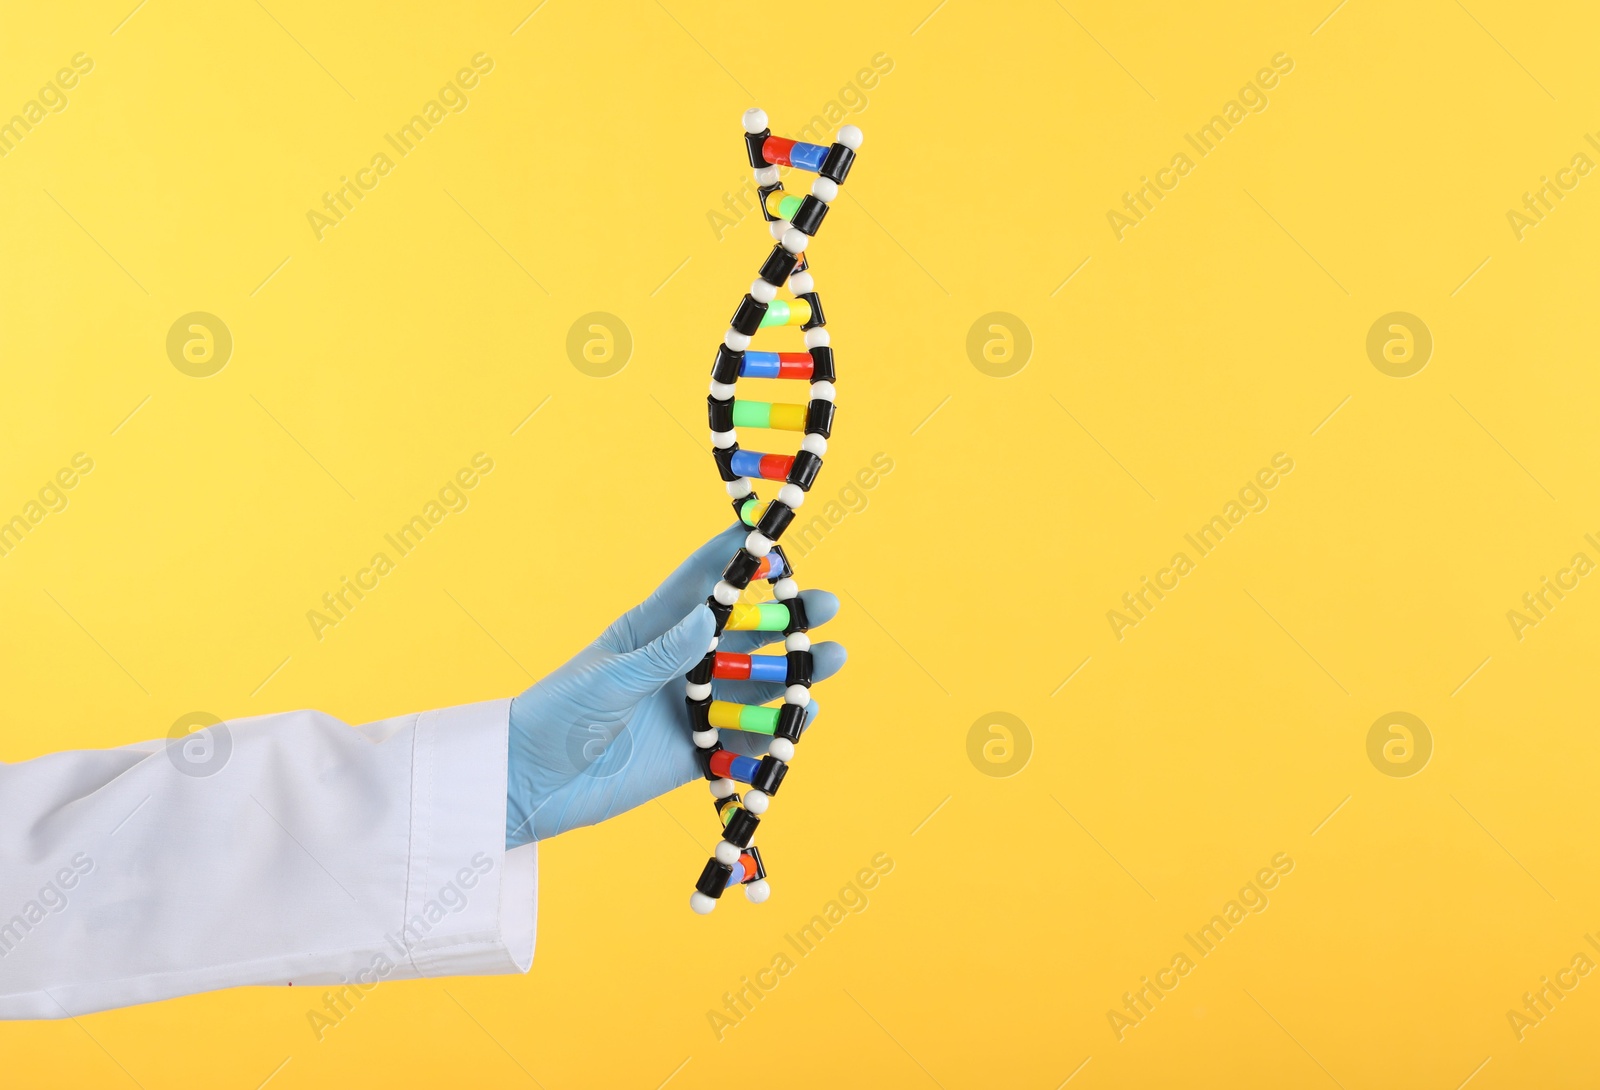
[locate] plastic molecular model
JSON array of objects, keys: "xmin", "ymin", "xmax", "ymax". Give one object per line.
[{"xmin": 685, "ymin": 108, "xmax": 863, "ymax": 914}]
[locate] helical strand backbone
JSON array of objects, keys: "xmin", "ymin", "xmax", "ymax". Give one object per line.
[{"xmin": 685, "ymin": 109, "xmax": 863, "ymax": 914}]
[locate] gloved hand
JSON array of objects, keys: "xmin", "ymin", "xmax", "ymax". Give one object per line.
[{"xmin": 506, "ymin": 524, "xmax": 846, "ymax": 848}]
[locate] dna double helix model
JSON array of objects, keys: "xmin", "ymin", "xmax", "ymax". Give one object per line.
[{"xmin": 685, "ymin": 109, "xmax": 863, "ymax": 914}]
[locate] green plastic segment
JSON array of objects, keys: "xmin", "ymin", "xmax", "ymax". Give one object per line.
[
  {"xmin": 732, "ymin": 400, "xmax": 773, "ymax": 428},
  {"xmin": 739, "ymin": 496, "xmax": 762, "ymax": 526},
  {"xmin": 778, "ymin": 194, "xmax": 805, "ymax": 219},
  {"xmin": 759, "ymin": 300, "xmax": 791, "ymax": 328},
  {"xmin": 738, "ymin": 704, "xmax": 780, "ymax": 734},
  {"xmin": 752, "ymin": 602, "xmax": 790, "ymax": 630}
]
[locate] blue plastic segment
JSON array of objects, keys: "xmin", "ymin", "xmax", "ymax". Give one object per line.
[
  {"xmin": 728, "ymin": 754, "xmax": 761, "ymax": 783},
  {"xmin": 790, "ymin": 142, "xmax": 828, "ymax": 172},
  {"xmin": 747, "ymin": 654, "xmax": 788, "ymax": 683},
  {"xmin": 729, "ymin": 450, "xmax": 766, "ymax": 477},
  {"xmin": 741, "ymin": 351, "xmax": 781, "ymax": 378}
]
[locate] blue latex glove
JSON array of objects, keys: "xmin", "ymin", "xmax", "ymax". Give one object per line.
[{"xmin": 506, "ymin": 524, "xmax": 845, "ymax": 848}]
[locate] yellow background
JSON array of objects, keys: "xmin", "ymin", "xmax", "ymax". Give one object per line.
[{"xmin": 2, "ymin": 0, "xmax": 1597, "ymax": 1086}]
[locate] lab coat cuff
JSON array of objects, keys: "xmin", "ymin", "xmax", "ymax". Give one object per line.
[{"xmin": 399, "ymin": 697, "xmax": 536, "ymax": 978}]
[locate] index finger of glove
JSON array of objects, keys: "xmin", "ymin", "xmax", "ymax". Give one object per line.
[{"xmin": 602, "ymin": 523, "xmax": 746, "ymax": 652}]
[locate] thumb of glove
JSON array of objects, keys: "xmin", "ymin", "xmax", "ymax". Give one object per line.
[{"xmin": 613, "ymin": 604, "xmax": 715, "ymax": 698}]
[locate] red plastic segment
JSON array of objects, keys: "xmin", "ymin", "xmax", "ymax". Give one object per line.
[
  {"xmin": 712, "ymin": 652, "xmax": 752, "ymax": 680},
  {"xmin": 762, "ymin": 136, "xmax": 796, "ymax": 167},
  {"xmin": 778, "ymin": 352, "xmax": 813, "ymax": 379},
  {"xmin": 709, "ymin": 749, "xmax": 736, "ymax": 778},
  {"xmin": 757, "ymin": 454, "xmax": 795, "ymax": 481}
]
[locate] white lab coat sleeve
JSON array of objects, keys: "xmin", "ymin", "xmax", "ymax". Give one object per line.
[{"xmin": 0, "ymin": 698, "xmax": 536, "ymax": 1019}]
